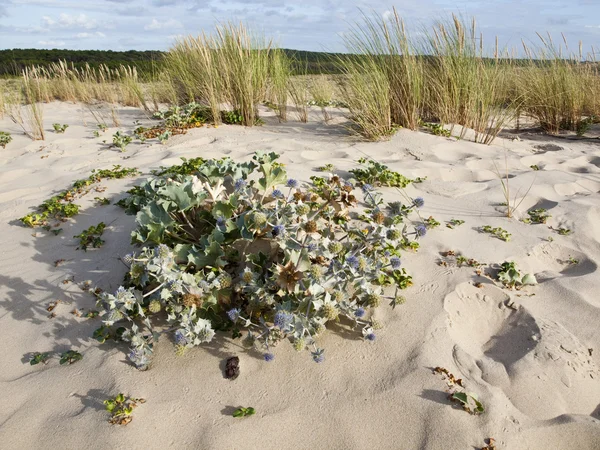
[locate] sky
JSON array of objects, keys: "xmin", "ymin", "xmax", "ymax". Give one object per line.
[{"xmin": 0, "ymin": 0, "xmax": 599, "ymax": 54}]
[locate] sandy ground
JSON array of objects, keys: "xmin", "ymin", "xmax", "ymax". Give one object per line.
[{"xmin": 1, "ymin": 102, "xmax": 599, "ymax": 449}]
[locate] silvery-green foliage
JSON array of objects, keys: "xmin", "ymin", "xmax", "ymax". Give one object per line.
[{"xmin": 100, "ymin": 151, "xmax": 424, "ymax": 369}]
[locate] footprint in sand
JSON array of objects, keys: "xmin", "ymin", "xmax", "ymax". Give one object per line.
[
  {"xmin": 554, "ymin": 179, "xmax": 600, "ymax": 196},
  {"xmin": 445, "ymin": 282, "xmax": 600, "ymax": 419},
  {"xmin": 525, "ymin": 242, "xmax": 597, "ymax": 279},
  {"xmin": 299, "ymin": 150, "xmax": 350, "ymax": 161}
]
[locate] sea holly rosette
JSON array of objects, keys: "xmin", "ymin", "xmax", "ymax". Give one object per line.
[{"xmin": 97, "ymin": 151, "xmax": 425, "ymax": 369}]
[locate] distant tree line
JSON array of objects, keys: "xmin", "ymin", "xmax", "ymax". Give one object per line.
[{"xmin": 0, "ymin": 48, "xmax": 348, "ymax": 79}]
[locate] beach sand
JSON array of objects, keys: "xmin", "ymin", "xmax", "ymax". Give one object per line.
[{"xmin": 1, "ymin": 102, "xmax": 599, "ymax": 449}]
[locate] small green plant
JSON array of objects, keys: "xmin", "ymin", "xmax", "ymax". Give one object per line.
[
  {"xmin": 446, "ymin": 219, "xmax": 465, "ymax": 229},
  {"xmin": 158, "ymin": 130, "xmax": 172, "ymax": 144},
  {"xmin": 497, "ymin": 261, "xmax": 537, "ymax": 288},
  {"xmin": 221, "ymin": 110, "xmax": 244, "ymax": 125},
  {"xmin": 104, "ymin": 394, "xmax": 145, "ymax": 425},
  {"xmin": 75, "ymin": 222, "xmax": 106, "ymax": 251},
  {"xmin": 523, "ymin": 208, "xmax": 550, "ymax": 224},
  {"xmin": 0, "ymin": 131, "xmax": 12, "ymax": 148},
  {"xmin": 316, "ymin": 163, "xmax": 335, "ymax": 172},
  {"xmin": 29, "ymin": 352, "xmax": 51, "ymax": 365},
  {"xmin": 112, "ymin": 131, "xmax": 132, "ymax": 152},
  {"xmin": 481, "ymin": 225, "xmax": 511, "ymax": 242},
  {"xmin": 421, "ymin": 121, "xmax": 451, "ymax": 137},
  {"xmin": 59, "ymin": 350, "xmax": 83, "ymax": 365},
  {"xmin": 350, "ymin": 158, "xmax": 413, "ymax": 188},
  {"xmin": 556, "ymin": 227, "xmax": 572, "ymax": 236},
  {"xmin": 232, "ymin": 407, "xmax": 256, "ymax": 418},
  {"xmin": 152, "ymin": 157, "xmax": 206, "ymax": 177},
  {"xmin": 576, "ymin": 117, "xmax": 595, "ymax": 136},
  {"xmin": 530, "ymin": 164, "xmax": 540, "ymax": 171},
  {"xmin": 567, "ymin": 257, "xmax": 579, "ymax": 265},
  {"xmin": 98, "ymin": 124, "xmax": 108, "ymax": 132},
  {"xmin": 434, "ymin": 367, "xmax": 484, "ymax": 415},
  {"xmin": 93, "ymin": 130, "xmax": 100, "ymax": 138},
  {"xmin": 424, "ymin": 216, "xmax": 440, "ymax": 229},
  {"xmin": 95, "ymin": 197, "xmax": 111, "ymax": 206},
  {"xmin": 20, "ymin": 166, "xmax": 137, "ymax": 229},
  {"xmin": 52, "ymin": 123, "xmax": 69, "ymax": 133}
]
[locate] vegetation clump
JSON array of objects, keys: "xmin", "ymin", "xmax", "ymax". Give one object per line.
[
  {"xmin": 350, "ymin": 158, "xmax": 414, "ymax": 188},
  {"xmin": 52, "ymin": 123, "xmax": 69, "ymax": 133},
  {"xmin": 75, "ymin": 223, "xmax": 106, "ymax": 251},
  {"xmin": 104, "ymin": 394, "xmax": 145, "ymax": 425},
  {"xmin": 524, "ymin": 208, "xmax": 550, "ymax": 224},
  {"xmin": 98, "ymin": 151, "xmax": 424, "ymax": 369},
  {"xmin": 481, "ymin": 225, "xmax": 511, "ymax": 242},
  {"xmin": 20, "ymin": 165, "xmax": 138, "ymax": 229},
  {"xmin": 496, "ymin": 261, "xmax": 537, "ymax": 289},
  {"xmin": 0, "ymin": 131, "xmax": 12, "ymax": 148}
]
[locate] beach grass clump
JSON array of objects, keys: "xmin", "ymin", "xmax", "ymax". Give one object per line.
[
  {"xmin": 517, "ymin": 34, "xmax": 599, "ymax": 134},
  {"xmin": 99, "ymin": 152, "xmax": 424, "ymax": 369},
  {"xmin": 166, "ymin": 22, "xmax": 275, "ymax": 127},
  {"xmin": 422, "ymin": 15, "xmax": 516, "ymax": 144},
  {"xmin": 269, "ymin": 49, "xmax": 291, "ymax": 122},
  {"xmin": 288, "ymin": 75, "xmax": 310, "ymax": 122},
  {"xmin": 341, "ymin": 8, "xmax": 424, "ymax": 138}
]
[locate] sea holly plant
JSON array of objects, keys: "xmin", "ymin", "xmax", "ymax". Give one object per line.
[
  {"xmin": 481, "ymin": 225, "xmax": 511, "ymax": 242},
  {"xmin": 0, "ymin": 131, "xmax": 12, "ymax": 149},
  {"xmin": 496, "ymin": 261, "xmax": 537, "ymax": 289},
  {"xmin": 98, "ymin": 151, "xmax": 424, "ymax": 369}
]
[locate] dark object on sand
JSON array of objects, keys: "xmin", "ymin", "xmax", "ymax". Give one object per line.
[{"xmin": 225, "ymin": 356, "xmax": 240, "ymax": 380}]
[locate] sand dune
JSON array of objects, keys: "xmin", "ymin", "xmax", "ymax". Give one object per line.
[{"xmin": 1, "ymin": 102, "xmax": 599, "ymax": 449}]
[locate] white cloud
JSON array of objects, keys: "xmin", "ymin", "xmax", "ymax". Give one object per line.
[
  {"xmin": 38, "ymin": 40, "xmax": 66, "ymax": 47},
  {"xmin": 77, "ymin": 31, "xmax": 107, "ymax": 38},
  {"xmin": 43, "ymin": 13, "xmax": 98, "ymax": 30},
  {"xmin": 144, "ymin": 18, "xmax": 183, "ymax": 31}
]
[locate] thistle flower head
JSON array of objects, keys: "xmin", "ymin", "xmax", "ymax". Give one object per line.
[
  {"xmin": 264, "ymin": 352, "xmax": 275, "ymax": 362},
  {"xmin": 123, "ymin": 253, "xmax": 134, "ymax": 264},
  {"xmin": 296, "ymin": 204, "xmax": 310, "ymax": 216},
  {"xmin": 272, "ymin": 189, "xmax": 284, "ymax": 198},
  {"xmin": 390, "ymin": 256, "xmax": 402, "ymax": 269},
  {"xmin": 413, "ymin": 197, "xmax": 425, "ymax": 208},
  {"xmin": 366, "ymin": 333, "xmax": 376, "ymax": 341},
  {"xmin": 346, "ymin": 255, "xmax": 359, "ymax": 269},
  {"xmin": 227, "ymin": 308, "xmax": 241, "ymax": 322},
  {"xmin": 328, "ymin": 241, "xmax": 343, "ymax": 254},
  {"xmin": 286, "ymin": 179, "xmax": 299, "ymax": 188},
  {"xmin": 355, "ymin": 307, "xmax": 366, "ymax": 318},
  {"xmin": 234, "ymin": 178, "xmax": 247, "ymax": 191},
  {"xmin": 312, "ymin": 349, "xmax": 325, "ymax": 363},
  {"xmin": 415, "ymin": 224, "xmax": 427, "ymax": 237},
  {"xmin": 274, "ymin": 310, "xmax": 294, "ymax": 330},
  {"xmin": 361, "ymin": 184, "xmax": 374, "ymax": 193},
  {"xmin": 366, "ymin": 293, "xmax": 381, "ymax": 308},
  {"xmin": 149, "ymin": 299, "xmax": 161, "ymax": 313},
  {"xmin": 174, "ymin": 329, "xmax": 188, "ymax": 346},
  {"xmin": 216, "ymin": 216, "xmax": 226, "ymax": 227},
  {"xmin": 386, "ymin": 229, "xmax": 402, "ymax": 240},
  {"xmin": 272, "ymin": 224, "xmax": 285, "ymax": 237}
]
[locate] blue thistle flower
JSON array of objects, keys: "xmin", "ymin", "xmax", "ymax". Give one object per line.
[
  {"xmin": 174, "ymin": 330, "xmax": 188, "ymax": 346},
  {"xmin": 216, "ymin": 216, "xmax": 226, "ymax": 227},
  {"xmin": 361, "ymin": 184, "xmax": 373, "ymax": 193},
  {"xmin": 413, "ymin": 197, "xmax": 425, "ymax": 208},
  {"xmin": 272, "ymin": 189, "xmax": 284, "ymax": 198},
  {"xmin": 227, "ymin": 308, "xmax": 241, "ymax": 322},
  {"xmin": 234, "ymin": 179, "xmax": 247, "ymax": 191},
  {"xmin": 355, "ymin": 307, "xmax": 366, "ymax": 318},
  {"xmin": 272, "ymin": 224, "xmax": 285, "ymax": 237},
  {"xmin": 312, "ymin": 349, "xmax": 325, "ymax": 363},
  {"xmin": 306, "ymin": 243, "xmax": 318, "ymax": 252},
  {"xmin": 390, "ymin": 256, "xmax": 402, "ymax": 269},
  {"xmin": 274, "ymin": 311, "xmax": 293, "ymax": 330},
  {"xmin": 264, "ymin": 352, "xmax": 275, "ymax": 362},
  {"xmin": 366, "ymin": 333, "xmax": 376, "ymax": 341},
  {"xmin": 415, "ymin": 224, "xmax": 427, "ymax": 237},
  {"xmin": 286, "ymin": 179, "xmax": 298, "ymax": 188},
  {"xmin": 346, "ymin": 255, "xmax": 359, "ymax": 269}
]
